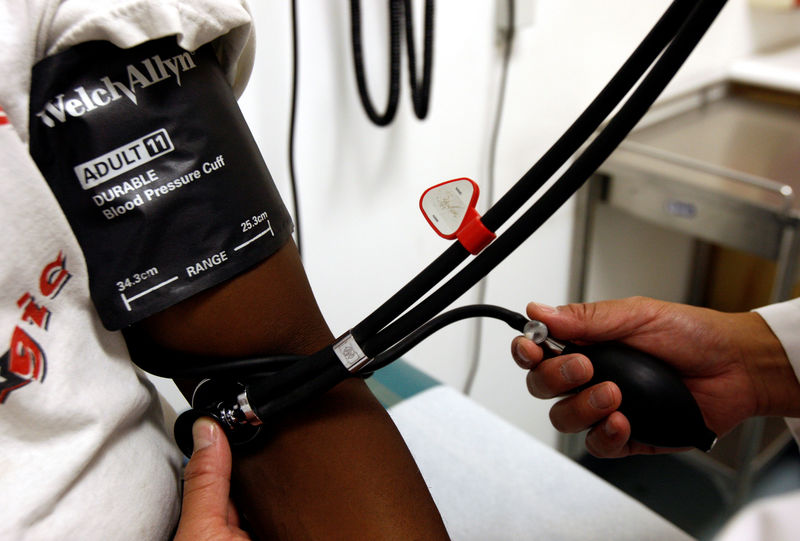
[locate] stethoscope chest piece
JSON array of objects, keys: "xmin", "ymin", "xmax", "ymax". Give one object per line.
[{"xmin": 174, "ymin": 379, "xmax": 263, "ymax": 457}]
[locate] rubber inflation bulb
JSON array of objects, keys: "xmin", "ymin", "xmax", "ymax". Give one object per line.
[{"xmin": 568, "ymin": 342, "xmax": 717, "ymax": 451}]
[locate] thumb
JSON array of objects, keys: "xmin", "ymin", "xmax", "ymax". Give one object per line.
[
  {"xmin": 526, "ymin": 297, "xmax": 663, "ymax": 343},
  {"xmin": 178, "ymin": 417, "xmax": 233, "ymax": 530}
]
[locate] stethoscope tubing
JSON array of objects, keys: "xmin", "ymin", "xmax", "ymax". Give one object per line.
[
  {"xmin": 357, "ymin": 0, "xmax": 727, "ymax": 360},
  {"xmin": 239, "ymin": 0, "xmax": 729, "ymax": 425},
  {"xmin": 159, "ymin": 0, "xmax": 729, "ymax": 441},
  {"xmin": 350, "ymin": 0, "xmax": 701, "ymax": 348}
]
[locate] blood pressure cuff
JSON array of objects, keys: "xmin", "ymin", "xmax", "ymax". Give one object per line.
[{"xmin": 29, "ymin": 37, "xmax": 293, "ymax": 330}]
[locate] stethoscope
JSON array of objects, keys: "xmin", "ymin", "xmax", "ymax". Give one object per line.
[{"xmin": 133, "ymin": 0, "xmax": 725, "ymax": 457}]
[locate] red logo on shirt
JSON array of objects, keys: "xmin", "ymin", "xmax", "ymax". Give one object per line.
[
  {"xmin": 0, "ymin": 105, "xmax": 9, "ymax": 126},
  {"xmin": 0, "ymin": 252, "xmax": 71, "ymax": 403}
]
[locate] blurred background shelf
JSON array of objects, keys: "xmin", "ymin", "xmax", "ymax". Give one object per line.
[{"xmin": 566, "ymin": 75, "xmax": 800, "ymax": 537}]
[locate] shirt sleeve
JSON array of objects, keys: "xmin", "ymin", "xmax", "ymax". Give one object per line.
[
  {"xmin": 753, "ymin": 299, "xmax": 800, "ymax": 442},
  {"xmin": 39, "ymin": 0, "xmax": 255, "ymax": 96},
  {"xmin": 713, "ymin": 489, "xmax": 800, "ymax": 541}
]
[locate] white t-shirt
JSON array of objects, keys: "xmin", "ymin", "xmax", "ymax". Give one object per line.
[{"xmin": 0, "ymin": 1, "xmax": 254, "ymax": 539}]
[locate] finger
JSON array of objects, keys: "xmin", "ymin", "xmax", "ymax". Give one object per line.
[
  {"xmin": 525, "ymin": 302, "xmax": 576, "ymax": 338},
  {"xmin": 525, "ymin": 297, "xmax": 663, "ymax": 343},
  {"xmin": 548, "ymin": 381, "xmax": 621, "ymax": 433},
  {"xmin": 525, "ymin": 353, "xmax": 593, "ymax": 398},
  {"xmin": 525, "ymin": 301, "xmax": 561, "ymax": 324},
  {"xmin": 584, "ymin": 411, "xmax": 632, "ymax": 458},
  {"xmin": 227, "ymin": 499, "xmax": 241, "ymax": 530},
  {"xmin": 178, "ymin": 417, "xmax": 233, "ymax": 530},
  {"xmin": 583, "ymin": 412, "xmax": 691, "ymax": 458},
  {"xmin": 511, "ymin": 336, "xmax": 545, "ymax": 370}
]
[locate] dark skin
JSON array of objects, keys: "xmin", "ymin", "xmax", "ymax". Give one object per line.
[{"xmin": 137, "ymin": 241, "xmax": 450, "ymax": 540}]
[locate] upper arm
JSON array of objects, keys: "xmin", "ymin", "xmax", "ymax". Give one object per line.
[{"xmin": 136, "ymin": 240, "xmax": 332, "ymax": 359}]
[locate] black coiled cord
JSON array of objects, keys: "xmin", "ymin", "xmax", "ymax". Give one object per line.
[{"xmin": 350, "ymin": 0, "xmax": 434, "ymax": 125}]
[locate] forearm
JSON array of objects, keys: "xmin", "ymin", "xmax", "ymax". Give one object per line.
[
  {"xmin": 232, "ymin": 377, "xmax": 447, "ymax": 538},
  {"xmin": 138, "ymin": 242, "xmax": 449, "ymax": 539}
]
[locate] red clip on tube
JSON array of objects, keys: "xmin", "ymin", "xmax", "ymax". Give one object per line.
[
  {"xmin": 420, "ymin": 178, "xmax": 496, "ymax": 255},
  {"xmin": 456, "ymin": 208, "xmax": 496, "ymax": 255}
]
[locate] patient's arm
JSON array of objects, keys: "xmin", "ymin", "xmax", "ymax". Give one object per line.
[{"xmin": 137, "ymin": 241, "xmax": 450, "ymax": 539}]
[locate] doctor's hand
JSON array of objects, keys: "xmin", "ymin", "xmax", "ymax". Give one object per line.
[
  {"xmin": 174, "ymin": 417, "xmax": 251, "ymax": 541},
  {"xmin": 510, "ymin": 297, "xmax": 800, "ymax": 458}
]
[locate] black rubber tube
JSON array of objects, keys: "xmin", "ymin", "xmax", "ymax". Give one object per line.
[
  {"xmin": 352, "ymin": 0, "xmax": 696, "ymax": 344},
  {"xmin": 364, "ymin": 305, "xmax": 527, "ymax": 373},
  {"xmin": 164, "ymin": 0, "xmax": 728, "ymax": 434},
  {"xmin": 289, "ymin": 0, "xmax": 303, "ymax": 256},
  {"xmin": 351, "ymin": 0, "xmax": 403, "ymax": 126},
  {"xmin": 139, "ymin": 305, "xmax": 525, "ymax": 380},
  {"xmin": 363, "ymin": 0, "xmax": 728, "ymax": 356},
  {"xmin": 143, "ymin": 354, "xmax": 305, "ymax": 379},
  {"xmin": 249, "ymin": 353, "xmax": 351, "ymax": 422},
  {"xmin": 404, "ymin": 0, "xmax": 435, "ymax": 119}
]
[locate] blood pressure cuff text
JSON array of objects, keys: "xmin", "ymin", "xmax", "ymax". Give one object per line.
[{"xmin": 29, "ymin": 37, "xmax": 293, "ymax": 330}]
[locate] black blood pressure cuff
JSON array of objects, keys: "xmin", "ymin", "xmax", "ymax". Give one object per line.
[{"xmin": 29, "ymin": 37, "xmax": 293, "ymax": 330}]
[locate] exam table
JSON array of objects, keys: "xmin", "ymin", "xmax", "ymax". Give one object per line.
[{"xmin": 368, "ymin": 361, "xmax": 693, "ymax": 540}]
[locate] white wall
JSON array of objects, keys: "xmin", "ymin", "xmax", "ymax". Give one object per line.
[{"xmin": 237, "ymin": 0, "xmax": 800, "ymax": 448}]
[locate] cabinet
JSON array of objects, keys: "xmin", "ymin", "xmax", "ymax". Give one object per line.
[{"xmin": 567, "ymin": 82, "xmax": 800, "ymax": 505}]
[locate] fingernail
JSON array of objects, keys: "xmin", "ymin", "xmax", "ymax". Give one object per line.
[
  {"xmin": 192, "ymin": 417, "xmax": 217, "ymax": 452},
  {"xmin": 531, "ymin": 302, "xmax": 558, "ymax": 314},
  {"xmin": 560, "ymin": 356, "xmax": 587, "ymax": 383},
  {"xmin": 514, "ymin": 342, "xmax": 532, "ymax": 368},
  {"xmin": 604, "ymin": 419, "xmax": 619, "ymax": 438},
  {"xmin": 589, "ymin": 384, "xmax": 614, "ymax": 410}
]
